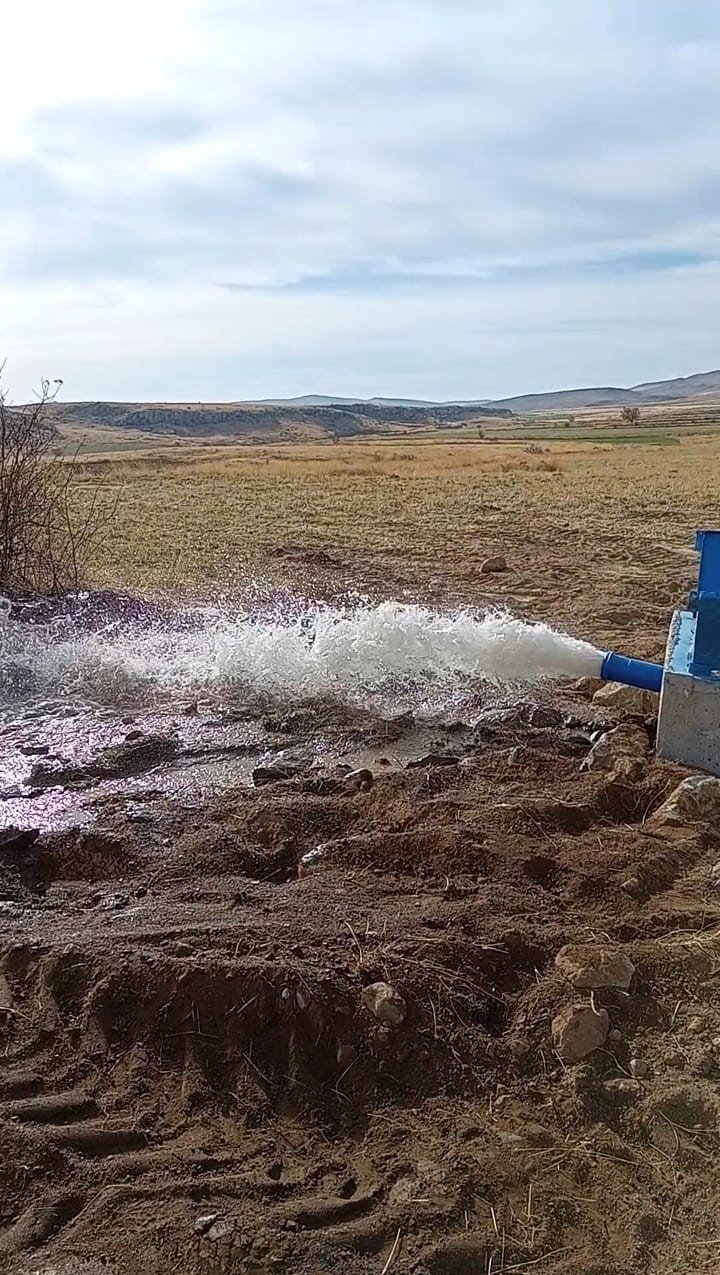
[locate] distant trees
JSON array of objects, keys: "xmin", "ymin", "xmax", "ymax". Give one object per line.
[
  {"xmin": 620, "ymin": 405, "xmax": 641, "ymax": 427},
  {"xmin": 0, "ymin": 370, "xmax": 115, "ymax": 597}
]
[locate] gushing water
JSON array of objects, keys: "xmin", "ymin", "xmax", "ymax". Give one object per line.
[{"xmin": 0, "ymin": 596, "xmax": 604, "ymax": 711}]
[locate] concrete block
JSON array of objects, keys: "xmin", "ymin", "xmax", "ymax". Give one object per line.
[{"xmin": 656, "ymin": 610, "xmax": 720, "ymax": 776}]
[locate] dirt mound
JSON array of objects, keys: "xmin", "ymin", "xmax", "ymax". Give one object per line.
[{"xmin": 1, "ymin": 696, "xmax": 720, "ymax": 1273}]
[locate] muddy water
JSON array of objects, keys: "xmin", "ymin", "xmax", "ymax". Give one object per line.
[
  {"xmin": 0, "ymin": 590, "xmax": 600, "ymax": 833},
  {"xmin": 0, "ymin": 694, "xmax": 470, "ymax": 833}
]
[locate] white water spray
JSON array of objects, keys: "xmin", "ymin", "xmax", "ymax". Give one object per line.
[{"xmin": 0, "ymin": 598, "xmax": 604, "ymax": 709}]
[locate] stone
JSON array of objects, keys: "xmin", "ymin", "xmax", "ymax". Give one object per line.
[
  {"xmin": 297, "ymin": 842, "xmax": 334, "ymax": 877},
  {"xmin": 0, "ymin": 827, "xmax": 40, "ymax": 854},
  {"xmin": 574, "ymin": 677, "xmax": 604, "ymax": 697},
  {"xmin": 630, "ymin": 1058, "xmax": 649, "ymax": 1079},
  {"xmin": 552, "ymin": 1004, "xmax": 609, "ymax": 1063},
  {"xmin": 406, "ymin": 752, "xmax": 460, "ymax": 769},
  {"xmin": 522, "ymin": 704, "xmax": 565, "ymax": 729},
  {"xmin": 555, "ymin": 944, "xmax": 635, "ymax": 991},
  {"xmin": 710, "ymin": 862, "xmax": 720, "ymax": 889},
  {"xmin": 194, "ymin": 1213, "xmax": 219, "ymax": 1235},
  {"xmin": 592, "ymin": 682, "xmax": 656, "ymax": 715},
  {"xmin": 252, "ymin": 763, "xmax": 300, "ymax": 786},
  {"xmin": 479, "ymin": 555, "xmax": 507, "ymax": 574},
  {"xmin": 362, "ymin": 981, "xmax": 407, "ymax": 1027},
  {"xmin": 206, "ymin": 1219, "xmax": 235, "ymax": 1242},
  {"xmin": 647, "ymin": 776, "xmax": 720, "ymax": 832},
  {"xmin": 340, "ymin": 768, "xmax": 374, "ymax": 793},
  {"xmin": 582, "ymin": 724, "xmax": 649, "ymax": 776},
  {"xmin": 621, "ymin": 876, "xmax": 642, "ymax": 898},
  {"xmin": 603, "ymin": 1078, "xmax": 641, "ymax": 1100},
  {"xmin": 100, "ymin": 893, "xmax": 130, "ymax": 911}
]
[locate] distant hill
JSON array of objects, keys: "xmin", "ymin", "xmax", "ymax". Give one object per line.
[
  {"xmin": 256, "ymin": 394, "xmax": 492, "ymax": 409},
  {"xmin": 41, "ymin": 367, "xmax": 720, "ymax": 442},
  {"xmin": 255, "ymin": 368, "xmax": 720, "ymax": 414},
  {"xmin": 490, "ymin": 387, "xmax": 631, "ymax": 412},
  {"xmin": 45, "ymin": 398, "xmax": 512, "ymax": 443},
  {"xmin": 630, "ymin": 369, "xmax": 720, "ymax": 401}
]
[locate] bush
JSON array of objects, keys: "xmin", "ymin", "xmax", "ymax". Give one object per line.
[
  {"xmin": 0, "ymin": 372, "xmax": 114, "ymax": 597},
  {"xmin": 620, "ymin": 405, "xmax": 641, "ymax": 426}
]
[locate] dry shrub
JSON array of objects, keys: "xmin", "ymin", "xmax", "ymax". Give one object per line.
[{"xmin": 0, "ymin": 373, "xmax": 116, "ymax": 597}]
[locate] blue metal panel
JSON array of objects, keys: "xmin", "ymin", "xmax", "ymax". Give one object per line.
[
  {"xmin": 689, "ymin": 529, "xmax": 720, "ymax": 679},
  {"xmin": 694, "ymin": 530, "xmax": 720, "ymax": 595}
]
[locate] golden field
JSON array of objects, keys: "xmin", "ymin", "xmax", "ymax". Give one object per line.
[{"xmin": 74, "ymin": 430, "xmax": 720, "ymax": 659}]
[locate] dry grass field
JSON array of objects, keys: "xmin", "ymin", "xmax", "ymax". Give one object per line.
[{"xmin": 71, "ymin": 428, "xmax": 720, "ymax": 659}]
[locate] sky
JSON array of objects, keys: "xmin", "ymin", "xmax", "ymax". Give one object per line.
[{"xmin": 2, "ymin": 0, "xmax": 720, "ymax": 403}]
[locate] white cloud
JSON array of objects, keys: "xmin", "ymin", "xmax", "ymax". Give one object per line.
[{"xmin": 1, "ymin": 0, "xmax": 720, "ymax": 399}]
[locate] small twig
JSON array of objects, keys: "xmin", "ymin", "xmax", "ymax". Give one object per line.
[
  {"xmin": 344, "ymin": 920, "xmax": 364, "ymax": 967},
  {"xmin": 380, "ymin": 1228, "xmax": 402, "ymax": 1275}
]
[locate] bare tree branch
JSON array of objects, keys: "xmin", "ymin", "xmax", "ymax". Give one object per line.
[{"xmin": 0, "ymin": 370, "xmax": 115, "ymax": 597}]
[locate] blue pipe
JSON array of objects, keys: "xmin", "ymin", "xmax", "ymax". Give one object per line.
[{"xmin": 601, "ymin": 651, "xmax": 663, "ymax": 694}]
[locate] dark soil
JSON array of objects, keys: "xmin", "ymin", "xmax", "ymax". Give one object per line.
[{"xmin": 1, "ymin": 688, "xmax": 720, "ymax": 1274}]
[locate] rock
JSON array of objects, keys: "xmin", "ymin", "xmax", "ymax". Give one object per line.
[
  {"xmin": 0, "ymin": 827, "xmax": 40, "ymax": 854},
  {"xmin": 125, "ymin": 803, "xmax": 155, "ymax": 824},
  {"xmin": 574, "ymin": 677, "xmax": 604, "ymax": 697},
  {"xmin": 630, "ymin": 1058, "xmax": 649, "ymax": 1079},
  {"xmin": 252, "ymin": 763, "xmax": 300, "ymax": 786},
  {"xmin": 340, "ymin": 768, "xmax": 374, "ymax": 794},
  {"xmin": 206, "ymin": 1219, "xmax": 234, "ymax": 1242},
  {"xmin": 480, "ymin": 555, "xmax": 507, "ymax": 574},
  {"xmin": 362, "ymin": 981, "xmax": 407, "ymax": 1027},
  {"xmin": 687, "ymin": 1015, "xmax": 705, "ymax": 1034},
  {"xmin": 555, "ymin": 944, "xmax": 635, "ymax": 991},
  {"xmin": 194, "ymin": 1213, "xmax": 219, "ymax": 1235},
  {"xmin": 592, "ymin": 682, "xmax": 656, "ymax": 715},
  {"xmin": 570, "ymin": 1064, "xmax": 594, "ymax": 1096},
  {"xmin": 621, "ymin": 876, "xmax": 642, "ymax": 898},
  {"xmin": 406, "ymin": 752, "xmax": 460, "ymax": 769},
  {"xmin": 252, "ymin": 751, "xmax": 310, "ymax": 787},
  {"xmin": 552, "ymin": 1004, "xmax": 609, "ymax": 1063},
  {"xmin": 100, "ymin": 893, "xmax": 130, "ymax": 911},
  {"xmin": 521, "ymin": 704, "xmax": 565, "ymax": 729},
  {"xmin": 297, "ymin": 842, "xmax": 333, "ymax": 877},
  {"xmin": 647, "ymin": 776, "xmax": 720, "ymax": 832},
  {"xmin": 31, "ymin": 734, "xmax": 179, "ymax": 788},
  {"xmin": 582, "ymin": 724, "xmax": 649, "ymax": 776},
  {"xmin": 710, "ymin": 862, "xmax": 720, "ymax": 889},
  {"xmin": 603, "ymin": 1078, "xmax": 641, "ymax": 1100}
]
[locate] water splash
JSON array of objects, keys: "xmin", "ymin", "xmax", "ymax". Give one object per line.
[{"xmin": 0, "ymin": 595, "xmax": 604, "ymax": 711}]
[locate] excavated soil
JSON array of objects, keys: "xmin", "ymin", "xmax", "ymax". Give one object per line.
[{"xmin": 2, "ymin": 668, "xmax": 720, "ymax": 1275}]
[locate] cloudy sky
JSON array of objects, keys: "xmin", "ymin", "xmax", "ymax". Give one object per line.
[{"xmin": 2, "ymin": 0, "xmax": 720, "ymax": 402}]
